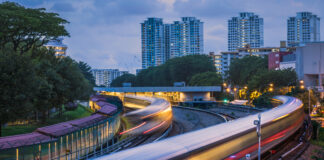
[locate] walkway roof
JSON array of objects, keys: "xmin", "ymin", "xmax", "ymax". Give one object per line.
[{"xmin": 94, "ymin": 86, "xmax": 221, "ymax": 93}]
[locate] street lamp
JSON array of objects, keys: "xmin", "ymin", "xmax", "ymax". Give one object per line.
[
  {"xmin": 226, "ymin": 88, "xmax": 231, "ymax": 93},
  {"xmin": 254, "ymin": 113, "xmax": 261, "ymax": 160},
  {"xmin": 308, "ymin": 87, "xmax": 311, "ymax": 116},
  {"xmin": 223, "ymin": 83, "xmax": 227, "ymax": 87}
]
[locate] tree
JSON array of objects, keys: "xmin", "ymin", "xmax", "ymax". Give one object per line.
[
  {"xmin": 247, "ymin": 68, "xmax": 297, "ymax": 92},
  {"xmin": 111, "ymin": 74, "xmax": 136, "ymax": 87},
  {"xmin": 189, "ymin": 72, "xmax": 223, "ymax": 86},
  {"xmin": 0, "ymin": 49, "xmax": 38, "ymax": 136},
  {"xmin": 78, "ymin": 61, "xmax": 95, "ymax": 86},
  {"xmin": 0, "ymin": 2, "xmax": 69, "ymax": 53},
  {"xmin": 228, "ymin": 56, "xmax": 268, "ymax": 86},
  {"xmin": 135, "ymin": 55, "xmax": 216, "ymax": 86}
]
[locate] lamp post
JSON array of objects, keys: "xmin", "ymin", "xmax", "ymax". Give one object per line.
[
  {"xmin": 254, "ymin": 113, "xmax": 261, "ymax": 160},
  {"xmin": 308, "ymin": 87, "xmax": 311, "ymax": 116}
]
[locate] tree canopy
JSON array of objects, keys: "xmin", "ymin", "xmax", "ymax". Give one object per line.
[
  {"xmin": 189, "ymin": 72, "xmax": 223, "ymax": 86},
  {"xmin": 78, "ymin": 61, "xmax": 95, "ymax": 86},
  {"xmin": 0, "ymin": 2, "xmax": 92, "ymax": 136},
  {"xmin": 247, "ymin": 68, "xmax": 297, "ymax": 92},
  {"xmin": 0, "ymin": 2, "xmax": 69, "ymax": 52},
  {"xmin": 111, "ymin": 74, "xmax": 136, "ymax": 87},
  {"xmin": 228, "ymin": 56, "xmax": 268, "ymax": 86},
  {"xmin": 134, "ymin": 55, "xmax": 216, "ymax": 86}
]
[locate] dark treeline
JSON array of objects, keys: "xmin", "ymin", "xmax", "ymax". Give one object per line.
[
  {"xmin": 111, "ymin": 55, "xmax": 223, "ymax": 87},
  {"xmin": 0, "ymin": 2, "xmax": 94, "ymax": 136}
]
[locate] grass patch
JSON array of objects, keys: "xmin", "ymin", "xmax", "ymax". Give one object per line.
[
  {"xmin": 2, "ymin": 105, "xmax": 93, "ymax": 137},
  {"xmin": 311, "ymin": 127, "xmax": 324, "ymax": 147}
]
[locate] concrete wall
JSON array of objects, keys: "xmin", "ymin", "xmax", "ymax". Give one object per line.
[
  {"xmin": 179, "ymin": 92, "xmax": 210, "ymax": 102},
  {"xmin": 296, "ymin": 42, "xmax": 324, "ymax": 87}
]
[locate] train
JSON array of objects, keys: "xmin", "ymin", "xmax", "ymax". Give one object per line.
[
  {"xmin": 0, "ymin": 95, "xmax": 122, "ymax": 160},
  {"xmin": 119, "ymin": 95, "xmax": 173, "ymax": 136},
  {"xmin": 95, "ymin": 95, "xmax": 304, "ymax": 160}
]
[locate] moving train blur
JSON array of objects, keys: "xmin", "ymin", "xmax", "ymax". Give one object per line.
[
  {"xmin": 119, "ymin": 95, "xmax": 173, "ymax": 136},
  {"xmin": 95, "ymin": 96, "xmax": 304, "ymax": 160}
]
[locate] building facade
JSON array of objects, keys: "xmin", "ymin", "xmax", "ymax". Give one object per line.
[
  {"xmin": 92, "ymin": 69, "xmax": 128, "ymax": 87},
  {"xmin": 220, "ymin": 51, "xmax": 240, "ymax": 75},
  {"xmin": 169, "ymin": 17, "xmax": 204, "ymax": 58},
  {"xmin": 228, "ymin": 12, "xmax": 264, "ymax": 51},
  {"xmin": 141, "ymin": 18, "xmax": 166, "ymax": 69},
  {"xmin": 141, "ymin": 17, "xmax": 204, "ymax": 69},
  {"xmin": 296, "ymin": 42, "xmax": 324, "ymax": 89},
  {"xmin": 209, "ymin": 52, "xmax": 222, "ymax": 73},
  {"xmin": 268, "ymin": 52, "xmax": 293, "ymax": 70},
  {"xmin": 287, "ymin": 12, "xmax": 320, "ymax": 47},
  {"xmin": 44, "ymin": 38, "xmax": 67, "ymax": 57}
]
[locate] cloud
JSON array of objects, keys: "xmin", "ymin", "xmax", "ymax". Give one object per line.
[
  {"xmin": 51, "ymin": 2, "xmax": 75, "ymax": 12},
  {"xmin": 2, "ymin": 0, "xmax": 324, "ymax": 73}
]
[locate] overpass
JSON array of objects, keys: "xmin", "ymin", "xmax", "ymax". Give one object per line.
[{"xmin": 95, "ymin": 86, "xmax": 221, "ymax": 104}]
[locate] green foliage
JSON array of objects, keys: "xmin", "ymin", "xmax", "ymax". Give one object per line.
[
  {"xmin": 252, "ymin": 92, "xmax": 274, "ymax": 108},
  {"xmin": 189, "ymin": 72, "xmax": 223, "ymax": 86},
  {"xmin": 248, "ymin": 68, "xmax": 297, "ymax": 92},
  {"xmin": 0, "ymin": 49, "xmax": 37, "ymax": 128},
  {"xmin": 135, "ymin": 55, "xmax": 215, "ymax": 86},
  {"xmin": 0, "ymin": 2, "xmax": 93, "ymax": 136},
  {"xmin": 217, "ymin": 93, "xmax": 234, "ymax": 102},
  {"xmin": 78, "ymin": 61, "xmax": 95, "ymax": 86},
  {"xmin": 111, "ymin": 74, "xmax": 136, "ymax": 87},
  {"xmin": 295, "ymin": 90, "xmax": 318, "ymax": 113},
  {"xmin": 0, "ymin": 2, "xmax": 69, "ymax": 52},
  {"xmin": 228, "ymin": 56, "xmax": 267, "ymax": 86}
]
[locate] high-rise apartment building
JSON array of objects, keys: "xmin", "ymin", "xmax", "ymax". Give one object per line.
[
  {"xmin": 169, "ymin": 17, "xmax": 204, "ymax": 58},
  {"xmin": 228, "ymin": 12, "xmax": 264, "ymax": 51},
  {"xmin": 92, "ymin": 69, "xmax": 128, "ymax": 87},
  {"xmin": 141, "ymin": 17, "xmax": 204, "ymax": 69},
  {"xmin": 44, "ymin": 37, "xmax": 67, "ymax": 57},
  {"xmin": 287, "ymin": 12, "xmax": 320, "ymax": 47},
  {"xmin": 141, "ymin": 18, "xmax": 165, "ymax": 69}
]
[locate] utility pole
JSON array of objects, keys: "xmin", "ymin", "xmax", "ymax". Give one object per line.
[{"xmin": 254, "ymin": 113, "xmax": 261, "ymax": 160}]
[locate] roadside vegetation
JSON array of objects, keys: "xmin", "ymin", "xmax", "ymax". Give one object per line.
[
  {"xmin": 0, "ymin": 2, "xmax": 95, "ymax": 136},
  {"xmin": 111, "ymin": 55, "xmax": 222, "ymax": 87}
]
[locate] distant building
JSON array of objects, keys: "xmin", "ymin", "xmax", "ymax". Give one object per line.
[
  {"xmin": 279, "ymin": 54, "xmax": 296, "ymax": 70},
  {"xmin": 268, "ymin": 52, "xmax": 293, "ymax": 70},
  {"xmin": 169, "ymin": 17, "xmax": 204, "ymax": 58},
  {"xmin": 228, "ymin": 12, "xmax": 264, "ymax": 51},
  {"xmin": 141, "ymin": 18, "xmax": 166, "ymax": 69},
  {"xmin": 219, "ymin": 42, "xmax": 295, "ymax": 76},
  {"xmin": 141, "ymin": 17, "xmax": 204, "ymax": 69},
  {"xmin": 44, "ymin": 38, "xmax": 67, "ymax": 57},
  {"xmin": 296, "ymin": 42, "xmax": 324, "ymax": 89},
  {"xmin": 287, "ymin": 12, "xmax": 320, "ymax": 47},
  {"xmin": 236, "ymin": 41, "xmax": 295, "ymax": 57},
  {"xmin": 220, "ymin": 51, "xmax": 240, "ymax": 75},
  {"xmin": 209, "ymin": 52, "xmax": 222, "ymax": 73},
  {"xmin": 92, "ymin": 69, "xmax": 128, "ymax": 87}
]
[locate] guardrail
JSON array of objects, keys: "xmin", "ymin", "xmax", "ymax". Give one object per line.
[{"xmin": 94, "ymin": 96, "xmax": 304, "ymax": 160}]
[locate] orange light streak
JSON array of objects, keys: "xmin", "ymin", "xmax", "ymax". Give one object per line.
[
  {"xmin": 143, "ymin": 120, "xmax": 167, "ymax": 134},
  {"xmin": 119, "ymin": 122, "xmax": 146, "ymax": 135}
]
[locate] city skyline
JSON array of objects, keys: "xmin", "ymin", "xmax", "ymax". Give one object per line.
[
  {"xmin": 141, "ymin": 17, "xmax": 203, "ymax": 69},
  {"xmin": 3, "ymin": 0, "xmax": 324, "ymax": 73}
]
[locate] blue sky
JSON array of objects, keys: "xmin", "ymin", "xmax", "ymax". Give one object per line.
[{"xmin": 3, "ymin": 0, "xmax": 324, "ymax": 73}]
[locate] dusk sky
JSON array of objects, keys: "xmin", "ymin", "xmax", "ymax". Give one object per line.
[{"xmin": 3, "ymin": 0, "xmax": 324, "ymax": 73}]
